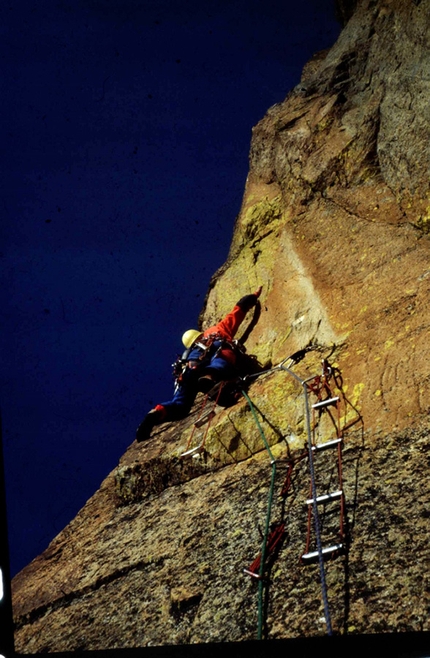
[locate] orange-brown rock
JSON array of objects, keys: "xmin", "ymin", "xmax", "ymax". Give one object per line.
[{"xmin": 12, "ymin": 0, "xmax": 430, "ymax": 651}]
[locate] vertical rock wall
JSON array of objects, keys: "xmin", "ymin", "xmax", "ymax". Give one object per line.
[
  {"xmin": 12, "ymin": 0, "xmax": 430, "ymax": 651},
  {"xmin": 202, "ymin": 0, "xmax": 430, "ymax": 433}
]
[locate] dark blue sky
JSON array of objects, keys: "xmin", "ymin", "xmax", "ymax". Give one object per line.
[{"xmin": 1, "ymin": 0, "xmax": 340, "ymax": 578}]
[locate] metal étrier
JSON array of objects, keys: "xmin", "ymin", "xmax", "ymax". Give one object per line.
[
  {"xmin": 180, "ymin": 384, "xmax": 225, "ymax": 458},
  {"xmin": 275, "ymin": 361, "xmax": 336, "ymax": 636}
]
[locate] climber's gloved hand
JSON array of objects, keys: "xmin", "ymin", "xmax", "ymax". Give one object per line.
[{"xmin": 236, "ymin": 286, "xmax": 262, "ymax": 312}]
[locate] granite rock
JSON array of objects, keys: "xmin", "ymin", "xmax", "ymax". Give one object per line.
[{"xmin": 12, "ymin": 0, "xmax": 430, "ymax": 650}]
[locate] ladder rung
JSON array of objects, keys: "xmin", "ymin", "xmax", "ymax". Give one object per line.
[
  {"xmin": 306, "ymin": 490, "xmax": 343, "ymax": 505},
  {"xmin": 194, "ymin": 410, "xmax": 216, "ymax": 428},
  {"xmin": 301, "ymin": 544, "xmax": 343, "ymax": 562},
  {"xmin": 243, "ymin": 569, "xmax": 262, "ymax": 580},
  {"xmin": 180, "ymin": 445, "xmax": 203, "ymax": 458},
  {"xmin": 312, "ymin": 438, "xmax": 343, "ymax": 451},
  {"xmin": 312, "ymin": 396, "xmax": 339, "ymax": 410}
]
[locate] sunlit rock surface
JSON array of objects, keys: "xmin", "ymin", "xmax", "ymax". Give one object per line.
[{"xmin": 12, "ymin": 0, "xmax": 430, "ymax": 651}]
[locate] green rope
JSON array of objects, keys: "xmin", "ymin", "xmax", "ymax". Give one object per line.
[{"xmin": 242, "ymin": 389, "xmax": 277, "ymax": 641}]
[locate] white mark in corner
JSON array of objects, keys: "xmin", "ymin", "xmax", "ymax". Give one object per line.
[
  {"xmin": 292, "ymin": 315, "xmax": 305, "ymax": 327},
  {"xmin": 0, "ymin": 567, "xmax": 3, "ymax": 601}
]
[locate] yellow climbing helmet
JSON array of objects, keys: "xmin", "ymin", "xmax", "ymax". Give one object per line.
[{"xmin": 182, "ymin": 329, "xmax": 203, "ymax": 349}]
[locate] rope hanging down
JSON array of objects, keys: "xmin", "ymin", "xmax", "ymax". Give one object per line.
[{"xmin": 241, "ymin": 390, "xmax": 277, "ymax": 641}]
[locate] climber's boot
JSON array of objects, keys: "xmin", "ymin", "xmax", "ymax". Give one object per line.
[
  {"xmin": 135, "ymin": 405, "xmax": 166, "ymax": 443},
  {"xmin": 197, "ymin": 374, "xmax": 217, "ymax": 394}
]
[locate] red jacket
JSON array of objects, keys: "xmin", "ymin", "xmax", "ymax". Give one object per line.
[{"xmin": 202, "ymin": 305, "xmax": 246, "ymax": 342}]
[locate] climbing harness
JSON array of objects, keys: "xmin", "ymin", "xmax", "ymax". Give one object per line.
[{"xmin": 172, "ymin": 334, "xmax": 248, "ymax": 393}]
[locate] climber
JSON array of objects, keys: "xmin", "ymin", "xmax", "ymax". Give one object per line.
[{"xmin": 135, "ymin": 286, "xmax": 262, "ymax": 442}]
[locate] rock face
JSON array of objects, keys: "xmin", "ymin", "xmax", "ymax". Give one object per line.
[{"xmin": 12, "ymin": 0, "xmax": 430, "ymax": 651}]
